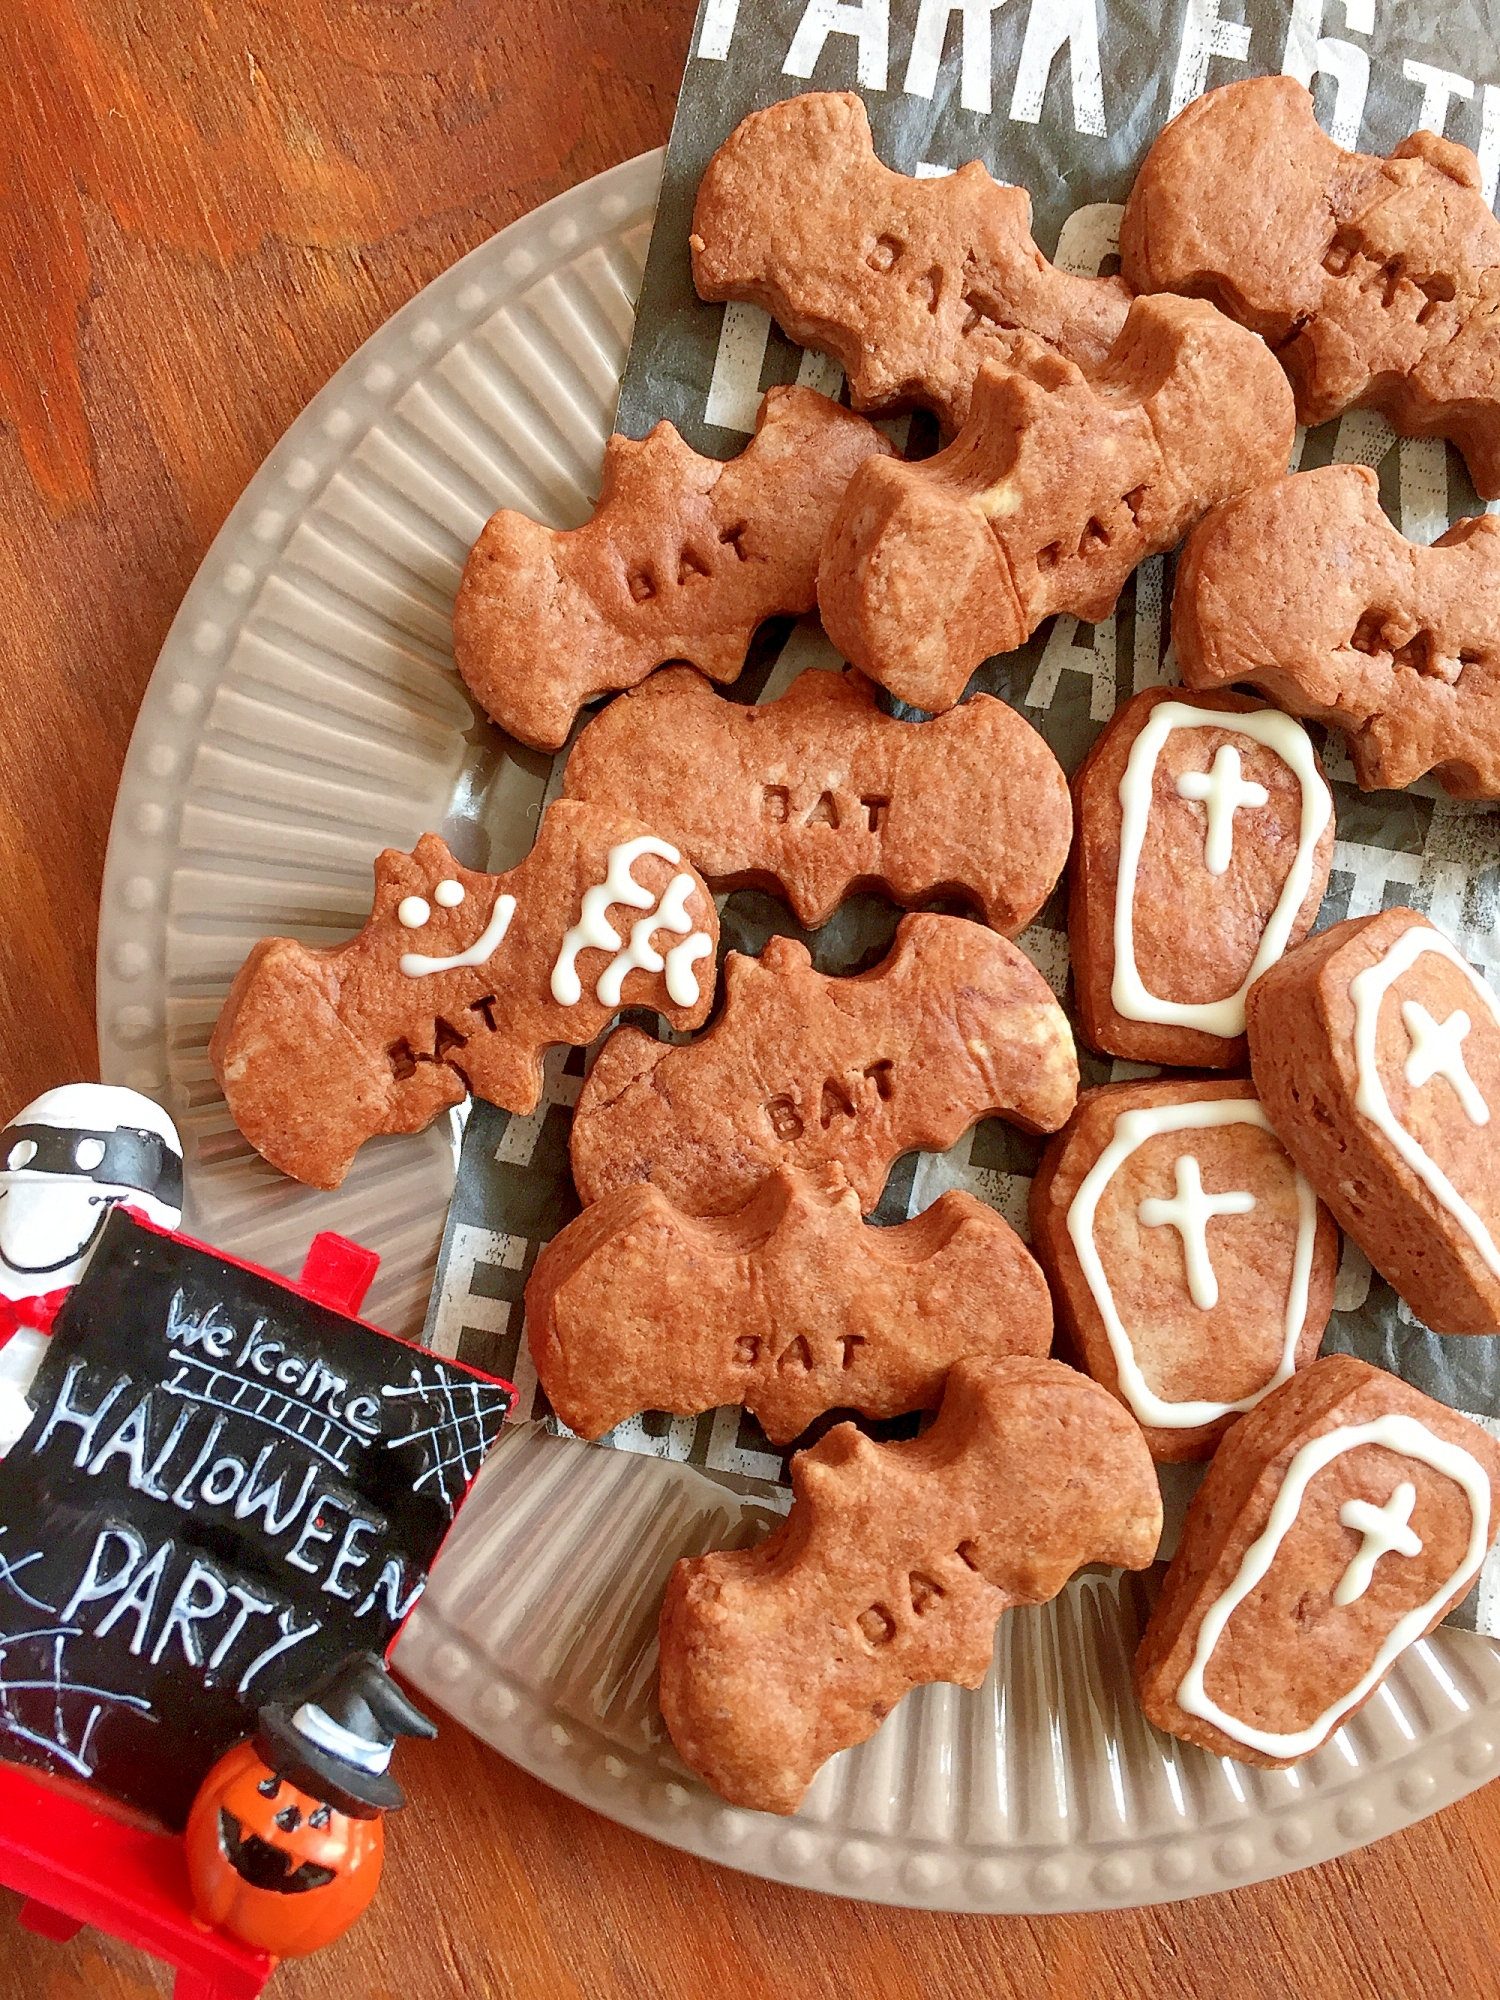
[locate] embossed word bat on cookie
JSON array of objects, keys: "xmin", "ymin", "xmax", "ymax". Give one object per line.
[
  {"xmin": 1248, "ymin": 909, "xmax": 1500, "ymax": 1335},
  {"xmin": 1175, "ymin": 465, "xmax": 1500, "ymax": 798},
  {"xmin": 1069, "ymin": 688, "xmax": 1334, "ymax": 1068},
  {"xmin": 525, "ymin": 1164, "xmax": 1052, "ymax": 1446},
  {"xmin": 1137, "ymin": 1356, "xmax": 1500, "ymax": 1766},
  {"xmin": 659, "ymin": 1355, "xmax": 1160, "ymax": 1814},
  {"xmin": 1030, "ymin": 1080, "xmax": 1338, "ymax": 1463},
  {"xmin": 211, "ymin": 801, "xmax": 717, "ymax": 1190},
  {"xmin": 569, "ymin": 915, "xmax": 1078, "ymax": 1217},
  {"xmin": 817, "ymin": 296, "xmax": 1296, "ymax": 713},
  {"xmin": 563, "ymin": 665, "xmax": 1072, "ymax": 934},
  {"xmin": 1121, "ymin": 77, "xmax": 1500, "ymax": 497},
  {"xmin": 689, "ymin": 90, "xmax": 1131, "ymax": 435},
  {"xmin": 451, "ymin": 385, "xmax": 891, "ymax": 751}
]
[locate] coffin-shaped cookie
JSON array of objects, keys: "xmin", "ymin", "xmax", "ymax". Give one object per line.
[
  {"xmin": 562, "ymin": 665, "xmax": 1072, "ymax": 934},
  {"xmin": 661, "ymin": 1355, "xmax": 1161, "ymax": 1813},
  {"xmin": 526, "ymin": 1164, "xmax": 1052, "ymax": 1445},
  {"xmin": 1175, "ymin": 464, "xmax": 1500, "ymax": 798},
  {"xmin": 817, "ymin": 296, "xmax": 1295, "ymax": 712},
  {"xmin": 1070, "ymin": 687, "xmax": 1334, "ymax": 1068},
  {"xmin": 1120, "ymin": 76, "xmax": 1500, "ymax": 497},
  {"xmin": 1248, "ymin": 908, "xmax": 1500, "ymax": 1334},
  {"xmin": 452, "ymin": 385, "xmax": 891, "ymax": 750},
  {"xmin": 690, "ymin": 90, "xmax": 1131, "ymax": 434},
  {"xmin": 1030, "ymin": 1079, "xmax": 1339, "ymax": 1462},
  {"xmin": 210, "ymin": 801, "xmax": 718, "ymax": 1189},
  {"xmin": 1137, "ymin": 1355, "xmax": 1500, "ymax": 1765},
  {"xmin": 569, "ymin": 915, "xmax": 1078, "ymax": 1216}
]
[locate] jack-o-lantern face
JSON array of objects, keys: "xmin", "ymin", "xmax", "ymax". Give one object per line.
[{"xmin": 184, "ymin": 1740, "xmax": 384, "ymax": 1957}]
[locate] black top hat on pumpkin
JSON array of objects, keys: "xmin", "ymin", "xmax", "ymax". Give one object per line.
[{"xmin": 255, "ymin": 1651, "xmax": 437, "ymax": 1818}]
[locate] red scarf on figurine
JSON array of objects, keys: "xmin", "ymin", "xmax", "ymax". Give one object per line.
[{"xmin": 0, "ymin": 1289, "xmax": 69, "ymax": 1347}]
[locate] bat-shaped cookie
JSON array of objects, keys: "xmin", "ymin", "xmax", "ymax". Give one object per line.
[
  {"xmin": 659, "ymin": 1355, "xmax": 1161, "ymax": 1814},
  {"xmin": 690, "ymin": 90, "xmax": 1131, "ymax": 433},
  {"xmin": 1121, "ymin": 76, "xmax": 1500, "ymax": 497},
  {"xmin": 563, "ymin": 665, "xmax": 1072, "ymax": 934},
  {"xmin": 817, "ymin": 295, "xmax": 1295, "ymax": 712},
  {"xmin": 525, "ymin": 1164, "xmax": 1053, "ymax": 1445},
  {"xmin": 1175, "ymin": 464, "xmax": 1500, "ymax": 798},
  {"xmin": 1138, "ymin": 1355, "xmax": 1500, "ymax": 1765},
  {"xmin": 452, "ymin": 385, "xmax": 891, "ymax": 751},
  {"xmin": 1247, "ymin": 908, "xmax": 1500, "ymax": 1335},
  {"xmin": 569, "ymin": 914, "xmax": 1079, "ymax": 1217},
  {"xmin": 211, "ymin": 800, "xmax": 718, "ymax": 1189}
]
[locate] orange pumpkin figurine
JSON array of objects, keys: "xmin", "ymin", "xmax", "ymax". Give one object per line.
[{"xmin": 184, "ymin": 1650, "xmax": 436, "ymax": 1958}]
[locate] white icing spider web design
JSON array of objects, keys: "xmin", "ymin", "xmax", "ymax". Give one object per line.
[
  {"xmin": 382, "ymin": 1366, "xmax": 512, "ymax": 1516},
  {"xmin": 0, "ymin": 1623, "xmax": 154, "ymax": 1780}
]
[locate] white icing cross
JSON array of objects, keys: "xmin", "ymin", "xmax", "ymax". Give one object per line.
[
  {"xmin": 1137, "ymin": 1154, "xmax": 1256, "ymax": 1310},
  {"xmin": 1176, "ymin": 745, "xmax": 1269, "ymax": 876},
  {"xmin": 1334, "ymin": 1481, "xmax": 1423, "ymax": 1606},
  {"xmin": 1402, "ymin": 1000, "xmax": 1490, "ymax": 1126}
]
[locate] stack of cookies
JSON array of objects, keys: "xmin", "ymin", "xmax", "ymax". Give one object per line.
[{"xmin": 210, "ymin": 77, "xmax": 1500, "ymax": 1815}]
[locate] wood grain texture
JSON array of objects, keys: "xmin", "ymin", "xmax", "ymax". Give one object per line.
[{"xmin": 2, "ymin": 4, "xmax": 1500, "ymax": 1995}]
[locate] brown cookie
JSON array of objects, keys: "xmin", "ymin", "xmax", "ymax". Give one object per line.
[
  {"xmin": 1136, "ymin": 1355, "xmax": 1500, "ymax": 1765},
  {"xmin": 562, "ymin": 665, "xmax": 1072, "ymax": 934},
  {"xmin": 817, "ymin": 297, "xmax": 1295, "ymax": 712},
  {"xmin": 1247, "ymin": 908, "xmax": 1500, "ymax": 1335},
  {"xmin": 689, "ymin": 90, "xmax": 1131, "ymax": 435},
  {"xmin": 210, "ymin": 801, "xmax": 718, "ymax": 1189},
  {"xmin": 1069, "ymin": 687, "xmax": 1334, "ymax": 1068},
  {"xmin": 1030, "ymin": 1079, "xmax": 1339, "ymax": 1462},
  {"xmin": 1175, "ymin": 464, "xmax": 1500, "ymax": 798},
  {"xmin": 569, "ymin": 914, "xmax": 1078, "ymax": 1217},
  {"xmin": 451, "ymin": 385, "xmax": 891, "ymax": 750},
  {"xmin": 660, "ymin": 1355, "xmax": 1159, "ymax": 1813},
  {"xmin": 526, "ymin": 1163, "xmax": 1052, "ymax": 1446},
  {"xmin": 1121, "ymin": 76, "xmax": 1500, "ymax": 497}
]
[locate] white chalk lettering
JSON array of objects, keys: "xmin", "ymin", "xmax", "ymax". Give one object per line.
[
  {"xmin": 322, "ymin": 1517, "xmax": 379, "ymax": 1601},
  {"xmin": 237, "ymin": 1606, "xmax": 321, "ymax": 1695},
  {"xmin": 86, "ymin": 1393, "xmax": 153, "ymax": 1487},
  {"xmin": 94, "ymin": 1541, "xmax": 171, "ymax": 1656},
  {"xmin": 234, "ymin": 1446, "xmax": 319, "ymax": 1539},
  {"xmin": 149, "ymin": 1558, "xmax": 230, "ymax": 1668},
  {"xmin": 171, "ymin": 1414, "xmax": 225, "ymax": 1510},
  {"xmin": 32, "ymin": 1363, "xmax": 132, "ymax": 1467},
  {"xmin": 60, "ymin": 1525, "xmax": 145, "ymax": 1624},
  {"xmin": 166, "ymin": 1291, "xmax": 238, "ymax": 1362},
  {"xmin": 199, "ymin": 1454, "xmax": 248, "ymax": 1507},
  {"xmin": 140, "ymin": 1402, "xmax": 194, "ymax": 1501},
  {"xmin": 207, "ymin": 1583, "xmax": 277, "ymax": 1672},
  {"xmin": 784, "ymin": 0, "xmax": 890, "ymax": 90},
  {"xmin": 285, "ymin": 1495, "xmax": 342, "ymax": 1575},
  {"xmin": 344, "ymin": 1395, "xmax": 381, "ymax": 1438},
  {"xmin": 354, "ymin": 1555, "xmax": 423, "ymax": 1624}
]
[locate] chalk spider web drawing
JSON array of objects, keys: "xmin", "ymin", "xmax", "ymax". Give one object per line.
[
  {"xmin": 0, "ymin": 1624, "xmax": 154, "ymax": 1780},
  {"xmin": 0, "ymin": 1526, "xmax": 55, "ymax": 1615},
  {"xmin": 382, "ymin": 1365, "xmax": 512, "ymax": 1514}
]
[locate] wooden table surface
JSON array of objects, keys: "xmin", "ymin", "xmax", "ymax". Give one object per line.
[{"xmin": 3, "ymin": 5, "xmax": 1500, "ymax": 1996}]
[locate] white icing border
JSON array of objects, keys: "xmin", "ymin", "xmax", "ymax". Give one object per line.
[
  {"xmin": 1065, "ymin": 1099, "xmax": 1318, "ymax": 1429},
  {"xmin": 1176, "ymin": 1414, "xmax": 1491, "ymax": 1758},
  {"xmin": 1112, "ymin": 703, "xmax": 1331, "ymax": 1039},
  {"xmin": 1350, "ymin": 925, "xmax": 1500, "ymax": 1280}
]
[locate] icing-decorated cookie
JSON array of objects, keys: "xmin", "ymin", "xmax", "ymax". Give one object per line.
[
  {"xmin": 569, "ymin": 915, "xmax": 1079, "ymax": 1218},
  {"xmin": 452, "ymin": 384, "xmax": 891, "ymax": 751},
  {"xmin": 525, "ymin": 1164, "xmax": 1052, "ymax": 1446},
  {"xmin": 1136, "ymin": 1354, "xmax": 1500, "ymax": 1765},
  {"xmin": 816, "ymin": 296, "xmax": 1295, "ymax": 714},
  {"xmin": 690, "ymin": 90, "xmax": 1131, "ymax": 435},
  {"xmin": 562, "ymin": 665, "xmax": 1072, "ymax": 935},
  {"xmin": 1175, "ymin": 465, "xmax": 1500, "ymax": 798},
  {"xmin": 1247, "ymin": 907, "xmax": 1500, "ymax": 1334},
  {"xmin": 0, "ymin": 1084, "xmax": 183, "ymax": 1457},
  {"xmin": 660, "ymin": 1355, "xmax": 1160, "ymax": 1814},
  {"xmin": 1069, "ymin": 687, "xmax": 1334, "ymax": 1068},
  {"xmin": 1121, "ymin": 76, "xmax": 1500, "ymax": 498},
  {"xmin": 1030, "ymin": 1079, "xmax": 1338, "ymax": 1462},
  {"xmin": 210, "ymin": 801, "xmax": 718, "ymax": 1190}
]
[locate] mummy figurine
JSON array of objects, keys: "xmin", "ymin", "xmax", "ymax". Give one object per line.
[{"xmin": 0, "ymin": 1083, "xmax": 183, "ymax": 1453}]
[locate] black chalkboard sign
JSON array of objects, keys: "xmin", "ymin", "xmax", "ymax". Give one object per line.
[{"xmin": 0, "ymin": 1209, "xmax": 513, "ymax": 1827}]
